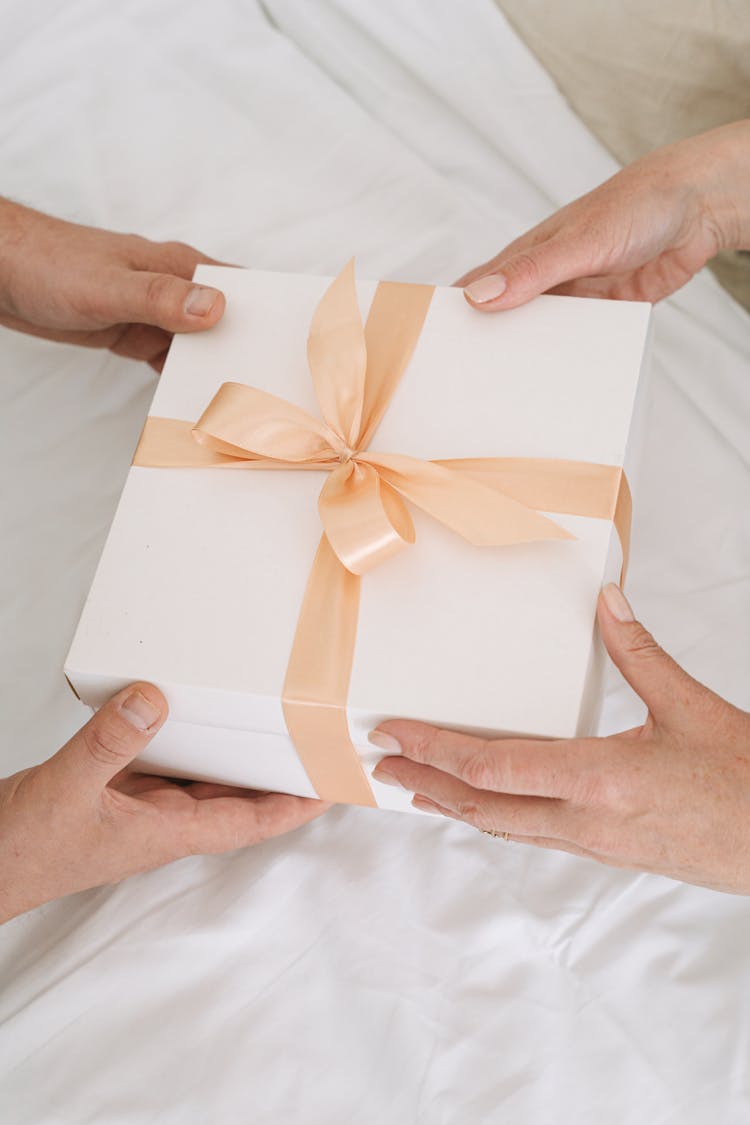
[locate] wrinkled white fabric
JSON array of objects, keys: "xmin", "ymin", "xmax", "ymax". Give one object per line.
[{"xmin": 1, "ymin": 2, "xmax": 749, "ymax": 1122}]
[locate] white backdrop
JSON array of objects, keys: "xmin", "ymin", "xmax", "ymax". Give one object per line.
[{"xmin": 1, "ymin": 2, "xmax": 749, "ymax": 1122}]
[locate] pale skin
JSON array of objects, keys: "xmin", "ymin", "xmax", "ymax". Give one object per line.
[
  {"xmin": 0, "ymin": 202, "xmax": 327, "ymax": 924},
  {"xmin": 370, "ymin": 120, "xmax": 750, "ymax": 894}
]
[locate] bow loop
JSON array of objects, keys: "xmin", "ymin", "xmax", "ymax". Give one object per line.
[
  {"xmin": 193, "ymin": 382, "xmax": 335, "ymax": 463},
  {"xmin": 307, "ymin": 258, "xmax": 367, "ymax": 451}
]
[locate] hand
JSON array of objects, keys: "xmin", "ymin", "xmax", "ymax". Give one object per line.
[
  {"xmin": 370, "ymin": 584, "xmax": 750, "ymax": 894},
  {"xmin": 458, "ymin": 120, "xmax": 750, "ymax": 309},
  {"xmin": 0, "ymin": 198, "xmax": 226, "ymax": 370},
  {"xmin": 0, "ymin": 684, "xmax": 328, "ymax": 922}
]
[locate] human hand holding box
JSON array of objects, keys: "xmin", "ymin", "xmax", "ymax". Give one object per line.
[{"xmin": 65, "ymin": 263, "xmax": 651, "ymax": 814}]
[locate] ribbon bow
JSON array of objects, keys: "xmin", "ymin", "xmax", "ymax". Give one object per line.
[
  {"xmin": 183, "ymin": 260, "xmax": 571, "ymax": 574},
  {"xmin": 134, "ymin": 261, "xmax": 630, "ymax": 806}
]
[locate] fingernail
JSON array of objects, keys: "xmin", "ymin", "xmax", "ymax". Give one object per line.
[
  {"xmin": 371, "ymin": 764, "xmax": 405, "ymax": 789},
  {"xmin": 602, "ymin": 583, "xmax": 635, "ymax": 622},
  {"xmin": 184, "ymin": 286, "xmax": 218, "ymax": 317},
  {"xmin": 120, "ymin": 690, "xmax": 161, "ymax": 731},
  {"xmin": 464, "ymin": 273, "xmax": 507, "ymax": 304},
  {"xmin": 367, "ymin": 730, "xmax": 402, "ymax": 754}
]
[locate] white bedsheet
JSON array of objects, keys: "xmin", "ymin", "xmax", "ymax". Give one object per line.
[{"xmin": 1, "ymin": 2, "xmax": 749, "ymax": 1121}]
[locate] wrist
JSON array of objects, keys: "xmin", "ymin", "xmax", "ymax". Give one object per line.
[
  {"xmin": 0, "ymin": 197, "xmax": 34, "ymax": 314},
  {"xmin": 0, "ymin": 850, "xmax": 47, "ymax": 924},
  {"xmin": 0, "ymin": 770, "xmax": 56, "ymax": 924},
  {"xmin": 691, "ymin": 120, "xmax": 750, "ymax": 252}
]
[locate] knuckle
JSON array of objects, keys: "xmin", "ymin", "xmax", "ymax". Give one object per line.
[
  {"xmin": 406, "ymin": 726, "xmax": 440, "ymax": 765},
  {"xmin": 568, "ymin": 771, "xmax": 602, "ymax": 808},
  {"xmin": 507, "ymin": 251, "xmax": 542, "ymax": 287},
  {"xmin": 162, "ymin": 239, "xmax": 193, "ymax": 256},
  {"xmin": 160, "ymin": 239, "xmax": 202, "ymax": 272},
  {"xmin": 145, "ymin": 272, "xmax": 180, "ymax": 315},
  {"xmin": 572, "ymin": 754, "xmax": 636, "ymax": 815},
  {"xmin": 119, "ymin": 232, "xmax": 153, "ymax": 262},
  {"xmin": 461, "ymin": 747, "xmax": 500, "ymax": 791},
  {"xmin": 626, "ymin": 626, "xmax": 663, "ymax": 662},
  {"xmin": 182, "ymin": 800, "xmax": 251, "ymax": 857},
  {"xmin": 83, "ymin": 716, "xmax": 133, "ymax": 769},
  {"xmin": 587, "ymin": 764, "xmax": 626, "ymax": 807},
  {"xmin": 455, "ymin": 797, "xmax": 484, "ymax": 826}
]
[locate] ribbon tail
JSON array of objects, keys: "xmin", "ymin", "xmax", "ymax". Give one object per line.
[
  {"xmin": 363, "ymin": 453, "xmax": 574, "ymax": 546},
  {"xmin": 282, "ymin": 535, "xmax": 376, "ymax": 807},
  {"xmin": 613, "ymin": 470, "xmax": 631, "ymax": 584},
  {"xmin": 437, "ymin": 457, "xmax": 631, "ymax": 582}
]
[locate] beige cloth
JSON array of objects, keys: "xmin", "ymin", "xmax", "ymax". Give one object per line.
[{"xmin": 496, "ymin": 0, "xmax": 750, "ymax": 310}]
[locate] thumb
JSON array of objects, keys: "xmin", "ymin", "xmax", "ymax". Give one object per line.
[
  {"xmin": 52, "ymin": 683, "xmax": 168, "ymax": 792},
  {"xmin": 98, "ymin": 269, "xmax": 226, "ymax": 333},
  {"xmin": 597, "ymin": 584, "xmax": 698, "ymax": 720},
  {"xmin": 463, "ymin": 237, "xmax": 590, "ymax": 311}
]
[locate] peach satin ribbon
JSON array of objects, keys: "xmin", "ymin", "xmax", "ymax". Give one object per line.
[{"xmin": 134, "ymin": 261, "xmax": 631, "ymax": 805}]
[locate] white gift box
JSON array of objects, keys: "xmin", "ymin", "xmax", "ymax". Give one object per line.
[{"xmin": 65, "ymin": 265, "xmax": 651, "ymax": 814}]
